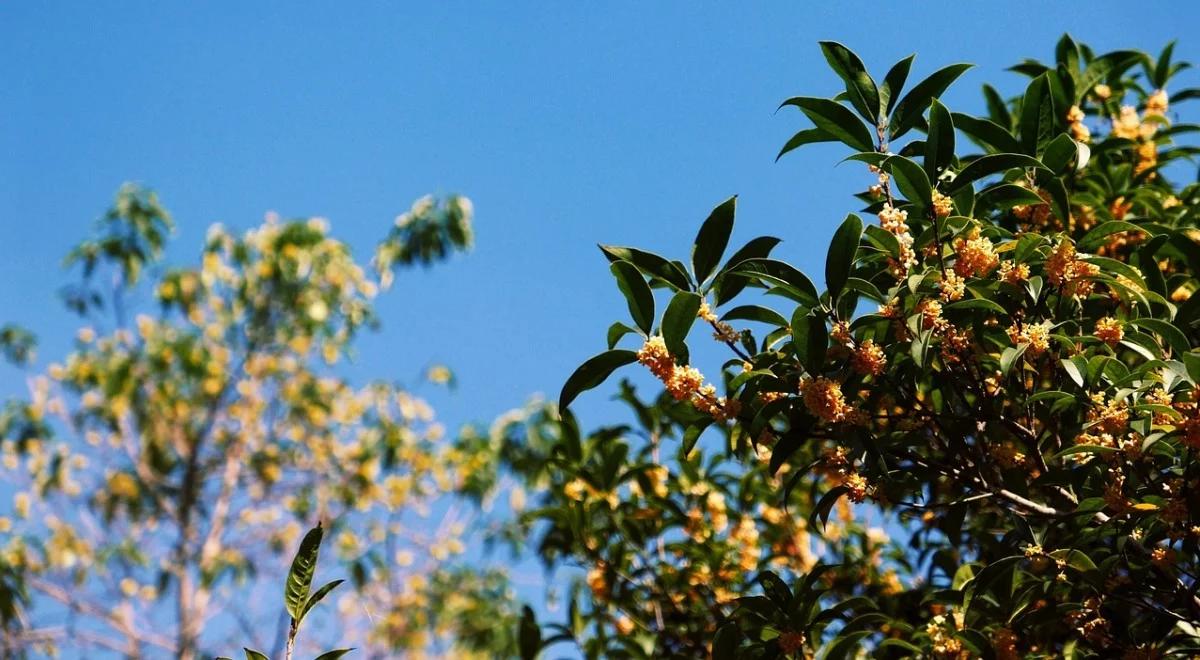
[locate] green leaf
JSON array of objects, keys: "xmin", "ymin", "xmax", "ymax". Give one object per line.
[
  {"xmin": 889, "ymin": 63, "xmax": 973, "ymax": 140},
  {"xmin": 244, "ymin": 650, "xmax": 270, "ymax": 660},
  {"xmin": 606, "ymin": 321, "xmax": 638, "ymax": 349},
  {"xmin": 884, "ymin": 155, "xmax": 931, "ymax": 208},
  {"xmin": 982, "ymin": 84, "xmax": 1012, "ymax": 127},
  {"xmin": 781, "ymin": 97, "xmax": 875, "ymax": 152},
  {"xmin": 945, "ymin": 297, "xmax": 1009, "ymax": 315},
  {"xmin": 792, "ymin": 308, "xmax": 828, "ymax": 374},
  {"xmin": 1052, "ymin": 444, "xmax": 1120, "ymax": 461},
  {"xmin": 559, "ymin": 350, "xmax": 638, "ymax": 410},
  {"xmin": 924, "ymin": 98, "xmax": 956, "ymax": 179},
  {"xmin": 879, "ymin": 54, "xmax": 915, "ymax": 116},
  {"xmin": 777, "ymin": 128, "xmax": 836, "ymax": 161},
  {"xmin": 945, "ymin": 153, "xmax": 1044, "ymax": 193},
  {"xmin": 662, "ymin": 292, "xmax": 702, "ymax": 360},
  {"xmin": 610, "ymin": 261, "xmax": 654, "ymax": 335},
  {"xmin": 519, "ymin": 605, "xmax": 541, "ymax": 660},
  {"xmin": 1049, "ymin": 548, "xmax": 1098, "ymax": 573},
  {"xmin": 821, "ymin": 631, "xmax": 870, "ymax": 660},
  {"xmin": 1078, "ymin": 221, "xmax": 1146, "ymax": 251},
  {"xmin": 721, "ymin": 305, "xmax": 788, "ymax": 327},
  {"xmin": 975, "ymin": 183, "xmax": 1046, "ymax": 211},
  {"xmin": 1000, "ymin": 345, "xmax": 1027, "ymax": 375},
  {"xmin": 299, "ymin": 579, "xmax": 344, "ymax": 623},
  {"xmin": 810, "ymin": 486, "xmax": 850, "ymax": 532},
  {"xmin": 712, "ymin": 623, "xmax": 741, "ymax": 659},
  {"xmin": 598, "ymin": 245, "xmax": 692, "ymax": 291},
  {"xmin": 1128, "ymin": 318, "xmax": 1190, "ymax": 357},
  {"xmin": 713, "ymin": 236, "xmax": 783, "ymax": 304},
  {"xmin": 819, "ymin": 41, "xmax": 881, "ymax": 123},
  {"xmin": 313, "ymin": 651, "xmax": 353, "ymax": 660},
  {"xmin": 285, "ymin": 525, "xmax": 324, "ymax": 620},
  {"xmin": 1061, "ymin": 358, "xmax": 1086, "ymax": 388},
  {"xmin": 729, "ymin": 258, "xmax": 819, "ymax": 307},
  {"xmin": 826, "ymin": 214, "xmax": 863, "ymax": 300},
  {"xmin": 1019, "ymin": 74, "xmax": 1055, "ymax": 155},
  {"xmin": 692, "ymin": 196, "xmax": 737, "ymax": 283},
  {"xmin": 952, "ymin": 112, "xmax": 1022, "ymax": 153},
  {"xmin": 1041, "ymin": 133, "xmax": 1080, "ymax": 173}
]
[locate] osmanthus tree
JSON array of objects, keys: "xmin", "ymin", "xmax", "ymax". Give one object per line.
[
  {"xmin": 0, "ymin": 185, "xmax": 524, "ymax": 658},
  {"xmin": 549, "ymin": 36, "xmax": 1200, "ymax": 657}
]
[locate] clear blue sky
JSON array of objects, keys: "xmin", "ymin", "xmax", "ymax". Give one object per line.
[{"xmin": 3, "ymin": 1, "xmax": 1199, "ymax": 653}]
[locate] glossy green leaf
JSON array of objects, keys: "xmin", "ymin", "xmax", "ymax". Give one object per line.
[
  {"xmin": 879, "ymin": 54, "xmax": 915, "ymax": 116},
  {"xmin": 819, "ymin": 41, "xmax": 881, "ymax": 123},
  {"xmin": 599, "ymin": 245, "xmax": 692, "ymax": 291},
  {"xmin": 976, "ymin": 183, "xmax": 1046, "ymax": 211},
  {"xmin": 780, "ymin": 97, "xmax": 875, "ymax": 152},
  {"xmin": 313, "ymin": 651, "xmax": 353, "ymax": 660},
  {"xmin": 952, "ymin": 111, "xmax": 1022, "ymax": 153},
  {"xmin": 713, "ymin": 236, "xmax": 783, "ymax": 304},
  {"xmin": 1019, "ymin": 74, "xmax": 1055, "ymax": 155},
  {"xmin": 285, "ymin": 525, "xmax": 323, "ymax": 620},
  {"xmin": 884, "ymin": 155, "xmax": 932, "ymax": 207},
  {"xmin": 792, "ymin": 308, "xmax": 828, "ymax": 374},
  {"xmin": 721, "ymin": 305, "xmax": 788, "ymax": 327},
  {"xmin": 559, "ymin": 350, "xmax": 638, "ymax": 410},
  {"xmin": 924, "ymin": 98, "xmax": 955, "ymax": 179},
  {"xmin": 945, "ymin": 153, "xmax": 1045, "ymax": 193},
  {"xmin": 825, "ymin": 214, "xmax": 863, "ymax": 300},
  {"xmin": 299, "ymin": 579, "xmax": 343, "ymax": 623},
  {"xmin": 662, "ymin": 292, "xmax": 702, "ymax": 359},
  {"xmin": 692, "ymin": 196, "xmax": 737, "ymax": 283},
  {"xmin": 610, "ymin": 261, "xmax": 654, "ymax": 335},
  {"xmin": 889, "ymin": 63, "xmax": 973, "ymax": 140},
  {"xmin": 519, "ymin": 605, "xmax": 541, "ymax": 660},
  {"xmin": 729, "ymin": 258, "xmax": 819, "ymax": 307},
  {"xmin": 777, "ymin": 128, "xmax": 836, "ymax": 161},
  {"xmin": 244, "ymin": 650, "xmax": 270, "ymax": 660}
]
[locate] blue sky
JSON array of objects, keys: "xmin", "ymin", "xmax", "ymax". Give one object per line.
[{"xmin": 3, "ymin": 1, "xmax": 1199, "ymax": 654}]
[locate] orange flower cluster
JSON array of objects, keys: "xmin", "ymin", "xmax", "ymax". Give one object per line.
[
  {"xmin": 851, "ymin": 339, "xmax": 887, "ymax": 376},
  {"xmin": 1045, "ymin": 240, "xmax": 1099, "ymax": 297},
  {"xmin": 998, "ymin": 260, "xmax": 1030, "ymax": 285},
  {"xmin": 799, "ymin": 377, "xmax": 851, "ymax": 423},
  {"xmin": 698, "ymin": 301, "xmax": 739, "ymax": 343},
  {"xmin": 952, "ymin": 228, "xmax": 999, "ymax": 277},
  {"xmin": 778, "ymin": 631, "xmax": 806, "ymax": 654},
  {"xmin": 1094, "ymin": 317, "xmax": 1124, "ymax": 347},
  {"xmin": 637, "ymin": 336, "xmax": 740, "ymax": 422}
]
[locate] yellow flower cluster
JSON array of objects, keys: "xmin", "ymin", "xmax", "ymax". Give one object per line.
[
  {"xmin": 698, "ymin": 301, "xmax": 739, "ymax": 343},
  {"xmin": 1066, "ymin": 105, "xmax": 1090, "ymax": 142},
  {"xmin": 930, "ymin": 190, "xmax": 954, "ymax": 218},
  {"xmin": 1007, "ymin": 321, "xmax": 1051, "ymax": 358},
  {"xmin": 878, "ymin": 203, "xmax": 917, "ymax": 276}
]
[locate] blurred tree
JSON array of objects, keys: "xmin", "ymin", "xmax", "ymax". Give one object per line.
[
  {"xmin": 549, "ymin": 36, "xmax": 1200, "ymax": 657},
  {"xmin": 0, "ymin": 184, "xmax": 522, "ymax": 658}
]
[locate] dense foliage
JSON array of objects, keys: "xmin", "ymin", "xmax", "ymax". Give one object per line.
[
  {"xmin": 0, "ymin": 186, "xmax": 524, "ymax": 658},
  {"xmin": 550, "ymin": 36, "xmax": 1200, "ymax": 658}
]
